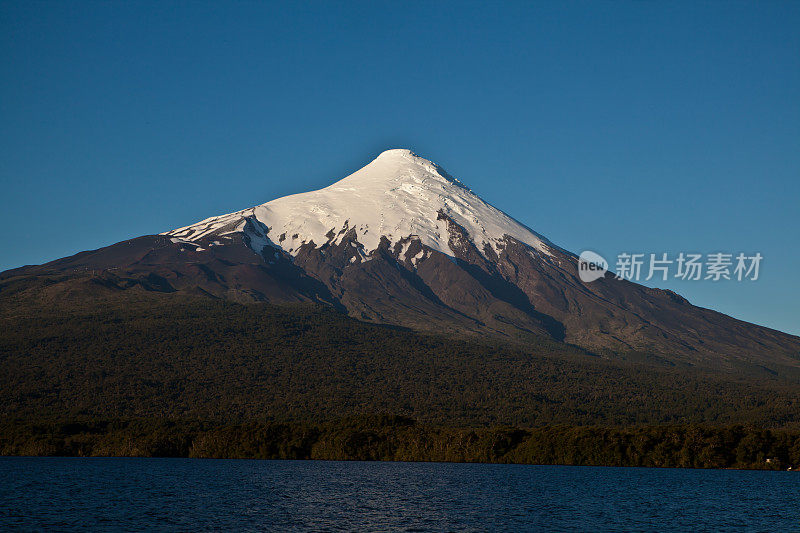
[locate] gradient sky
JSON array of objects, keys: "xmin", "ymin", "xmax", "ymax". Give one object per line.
[{"xmin": 1, "ymin": 1, "xmax": 798, "ymax": 335}]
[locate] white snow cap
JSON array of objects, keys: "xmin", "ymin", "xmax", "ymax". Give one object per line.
[{"xmin": 165, "ymin": 148, "xmax": 553, "ymax": 258}]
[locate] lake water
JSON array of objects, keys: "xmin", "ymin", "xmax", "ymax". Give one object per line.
[{"xmin": 0, "ymin": 458, "xmax": 798, "ymax": 531}]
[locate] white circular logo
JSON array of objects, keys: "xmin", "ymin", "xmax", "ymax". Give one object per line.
[{"xmin": 578, "ymin": 250, "xmax": 608, "ymax": 282}]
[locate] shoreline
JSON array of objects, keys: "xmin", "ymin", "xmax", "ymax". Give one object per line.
[{"xmin": 2, "ymin": 455, "xmax": 798, "ymax": 473}]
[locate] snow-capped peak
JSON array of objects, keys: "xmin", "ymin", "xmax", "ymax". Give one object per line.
[{"xmin": 164, "ymin": 149, "xmax": 553, "ymax": 259}]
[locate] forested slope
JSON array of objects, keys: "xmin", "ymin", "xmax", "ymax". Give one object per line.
[{"xmin": 2, "ymin": 291, "xmax": 799, "ymax": 427}]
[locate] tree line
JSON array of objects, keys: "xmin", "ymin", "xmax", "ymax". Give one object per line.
[{"xmin": 1, "ymin": 416, "xmax": 799, "ymax": 470}]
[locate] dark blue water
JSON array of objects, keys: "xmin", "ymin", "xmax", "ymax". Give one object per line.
[{"xmin": 1, "ymin": 458, "xmax": 798, "ymax": 532}]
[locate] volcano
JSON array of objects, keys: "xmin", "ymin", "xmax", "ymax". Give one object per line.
[{"xmin": 3, "ymin": 149, "xmax": 799, "ymax": 375}]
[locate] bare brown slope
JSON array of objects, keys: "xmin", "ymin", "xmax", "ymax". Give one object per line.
[{"xmin": 2, "ymin": 226, "xmax": 799, "ymax": 378}]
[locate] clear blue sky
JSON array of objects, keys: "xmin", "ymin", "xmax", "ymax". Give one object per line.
[{"xmin": 1, "ymin": 1, "xmax": 798, "ymax": 335}]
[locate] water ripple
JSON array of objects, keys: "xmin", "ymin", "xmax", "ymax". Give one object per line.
[{"xmin": 1, "ymin": 458, "xmax": 798, "ymax": 532}]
